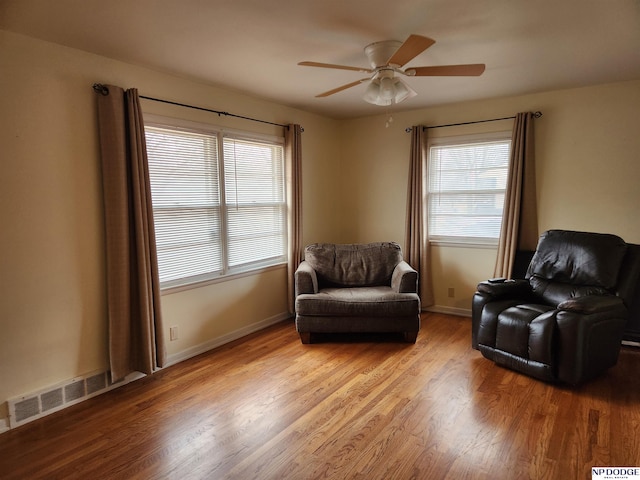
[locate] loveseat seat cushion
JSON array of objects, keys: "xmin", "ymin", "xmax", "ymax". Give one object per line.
[
  {"xmin": 295, "ymin": 286, "xmax": 419, "ymax": 317},
  {"xmin": 304, "ymin": 242, "xmax": 402, "ymax": 288}
]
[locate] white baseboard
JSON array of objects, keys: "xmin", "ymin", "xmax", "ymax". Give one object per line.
[
  {"xmin": 0, "ymin": 416, "xmax": 9, "ymax": 434},
  {"xmin": 424, "ymin": 305, "xmax": 472, "ymax": 317},
  {"xmin": 165, "ymin": 312, "xmax": 292, "ymax": 367}
]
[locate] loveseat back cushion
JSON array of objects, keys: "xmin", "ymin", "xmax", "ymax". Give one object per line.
[
  {"xmin": 304, "ymin": 242, "xmax": 403, "ymax": 287},
  {"xmin": 526, "ymin": 230, "xmax": 627, "ymax": 302}
]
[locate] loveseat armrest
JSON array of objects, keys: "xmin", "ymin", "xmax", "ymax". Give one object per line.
[
  {"xmin": 295, "ymin": 261, "xmax": 318, "ymax": 295},
  {"xmin": 476, "ymin": 279, "xmax": 532, "ymax": 300},
  {"xmin": 392, "ymin": 261, "xmax": 418, "ymax": 293}
]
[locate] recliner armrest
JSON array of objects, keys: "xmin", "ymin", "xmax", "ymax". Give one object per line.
[
  {"xmin": 392, "ymin": 261, "xmax": 418, "ymax": 293},
  {"xmin": 295, "ymin": 261, "xmax": 318, "ymax": 295},
  {"xmin": 558, "ymin": 295, "xmax": 625, "ymax": 314},
  {"xmin": 476, "ymin": 279, "xmax": 532, "ymax": 299},
  {"xmin": 555, "ymin": 299, "xmax": 629, "ymax": 385}
]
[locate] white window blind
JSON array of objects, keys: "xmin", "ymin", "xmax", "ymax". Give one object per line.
[
  {"xmin": 145, "ymin": 121, "xmax": 286, "ymax": 289},
  {"xmin": 223, "ymin": 136, "xmax": 286, "ymax": 268},
  {"xmin": 427, "ymin": 133, "xmax": 511, "ymax": 244}
]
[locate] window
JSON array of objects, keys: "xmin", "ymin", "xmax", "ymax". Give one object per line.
[
  {"xmin": 427, "ymin": 132, "xmax": 511, "ymax": 245},
  {"xmin": 144, "ymin": 117, "xmax": 287, "ymax": 289}
]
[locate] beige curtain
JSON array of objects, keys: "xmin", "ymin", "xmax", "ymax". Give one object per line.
[
  {"xmin": 494, "ymin": 112, "xmax": 539, "ymax": 278},
  {"xmin": 285, "ymin": 124, "xmax": 304, "ymax": 314},
  {"xmin": 405, "ymin": 126, "xmax": 434, "ymax": 307},
  {"xmin": 95, "ymin": 84, "xmax": 166, "ymax": 382}
]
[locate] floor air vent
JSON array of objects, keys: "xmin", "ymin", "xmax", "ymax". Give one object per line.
[
  {"xmin": 40, "ymin": 388, "xmax": 64, "ymax": 412},
  {"xmin": 7, "ymin": 370, "xmax": 143, "ymax": 429}
]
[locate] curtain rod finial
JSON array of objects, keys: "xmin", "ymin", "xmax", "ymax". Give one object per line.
[{"xmin": 93, "ymin": 83, "xmax": 109, "ymax": 96}]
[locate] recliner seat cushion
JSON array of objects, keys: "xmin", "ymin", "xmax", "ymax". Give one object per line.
[
  {"xmin": 304, "ymin": 242, "xmax": 402, "ymax": 287},
  {"xmin": 481, "ymin": 304, "xmax": 558, "ymax": 382},
  {"xmin": 494, "ymin": 304, "xmax": 556, "ymax": 365}
]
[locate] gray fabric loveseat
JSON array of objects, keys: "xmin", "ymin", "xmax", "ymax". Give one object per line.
[{"xmin": 294, "ymin": 242, "xmax": 421, "ymax": 344}]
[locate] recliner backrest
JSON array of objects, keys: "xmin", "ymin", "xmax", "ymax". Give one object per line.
[
  {"xmin": 526, "ymin": 230, "xmax": 628, "ymax": 305},
  {"xmin": 616, "ymin": 244, "xmax": 640, "ymax": 308}
]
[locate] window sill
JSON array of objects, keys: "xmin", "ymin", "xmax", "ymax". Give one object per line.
[
  {"xmin": 429, "ymin": 238, "xmax": 498, "ymax": 249},
  {"xmin": 161, "ymin": 262, "xmax": 287, "ymax": 296}
]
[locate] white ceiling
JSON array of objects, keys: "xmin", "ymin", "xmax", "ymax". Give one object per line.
[{"xmin": 2, "ymin": 0, "xmax": 640, "ymax": 119}]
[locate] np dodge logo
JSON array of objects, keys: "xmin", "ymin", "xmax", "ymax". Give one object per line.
[{"xmin": 593, "ymin": 467, "xmax": 640, "ymax": 479}]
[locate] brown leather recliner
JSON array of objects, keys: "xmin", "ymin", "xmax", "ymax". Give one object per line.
[{"xmin": 472, "ymin": 230, "xmax": 640, "ymax": 385}]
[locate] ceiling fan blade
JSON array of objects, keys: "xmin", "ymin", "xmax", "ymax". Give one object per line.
[
  {"xmin": 386, "ymin": 34, "xmax": 435, "ymax": 67},
  {"xmin": 316, "ymin": 78, "xmax": 369, "ymax": 97},
  {"xmin": 410, "ymin": 64, "xmax": 486, "ymax": 76},
  {"xmin": 298, "ymin": 61, "xmax": 373, "ymax": 73}
]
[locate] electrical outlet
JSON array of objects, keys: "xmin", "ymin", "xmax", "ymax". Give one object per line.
[
  {"xmin": 170, "ymin": 326, "xmax": 178, "ymax": 341},
  {"xmin": 447, "ymin": 287, "xmax": 455, "ymax": 298}
]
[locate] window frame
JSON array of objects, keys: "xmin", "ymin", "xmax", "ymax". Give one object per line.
[
  {"xmin": 144, "ymin": 114, "xmax": 288, "ymax": 293},
  {"xmin": 426, "ymin": 131, "xmax": 512, "ymax": 248}
]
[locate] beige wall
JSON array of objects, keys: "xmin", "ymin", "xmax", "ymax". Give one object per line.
[
  {"xmin": 0, "ymin": 30, "xmax": 341, "ymax": 425},
  {"xmin": 340, "ymin": 79, "xmax": 640, "ymax": 312},
  {"xmin": 2, "ymin": 28, "xmax": 639, "ymax": 428}
]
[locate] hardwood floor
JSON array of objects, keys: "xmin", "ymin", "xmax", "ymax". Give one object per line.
[{"xmin": 1, "ymin": 313, "xmax": 639, "ymax": 479}]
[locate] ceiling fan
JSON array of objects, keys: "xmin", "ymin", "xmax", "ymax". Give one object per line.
[{"xmin": 299, "ymin": 34, "xmax": 485, "ymax": 106}]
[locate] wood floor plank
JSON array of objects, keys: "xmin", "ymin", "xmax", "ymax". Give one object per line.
[{"xmin": 1, "ymin": 313, "xmax": 639, "ymax": 479}]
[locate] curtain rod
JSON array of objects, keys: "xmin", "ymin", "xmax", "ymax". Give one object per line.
[
  {"xmin": 92, "ymin": 83, "xmax": 291, "ymax": 129},
  {"xmin": 405, "ymin": 111, "xmax": 542, "ymax": 133}
]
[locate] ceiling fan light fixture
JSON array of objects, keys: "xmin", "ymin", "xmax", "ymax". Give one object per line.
[
  {"xmin": 363, "ymin": 78, "xmax": 386, "ymax": 105},
  {"xmin": 380, "ymin": 77, "xmax": 395, "ymax": 101},
  {"xmin": 392, "ymin": 78, "xmax": 417, "ymax": 103},
  {"xmin": 363, "ymin": 76, "xmax": 416, "ymax": 106}
]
